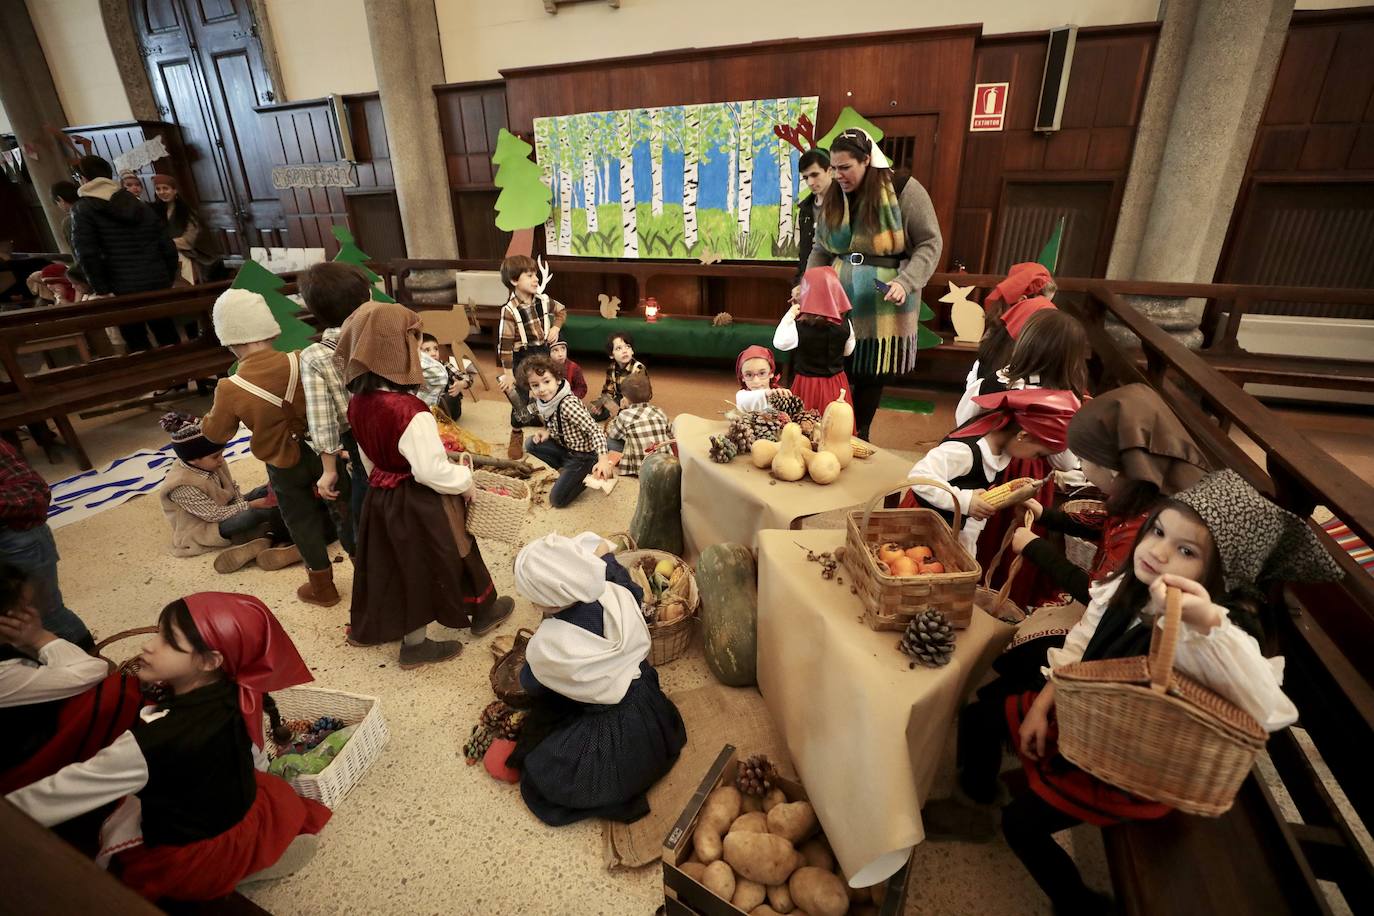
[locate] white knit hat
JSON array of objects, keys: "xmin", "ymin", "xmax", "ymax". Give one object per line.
[{"xmin": 213, "ymin": 288, "xmax": 282, "ymax": 346}]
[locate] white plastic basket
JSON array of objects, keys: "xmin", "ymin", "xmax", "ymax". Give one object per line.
[{"xmin": 262, "ymin": 686, "xmax": 389, "ymax": 809}]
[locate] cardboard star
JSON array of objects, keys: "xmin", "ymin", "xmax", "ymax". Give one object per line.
[{"xmin": 938, "ymin": 281, "xmax": 977, "ymax": 306}]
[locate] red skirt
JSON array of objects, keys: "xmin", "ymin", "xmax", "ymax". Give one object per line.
[
  {"xmin": 0, "ymin": 673, "xmax": 144, "ymax": 794},
  {"xmin": 113, "ymin": 771, "xmax": 331, "ymax": 901},
  {"xmin": 791, "ymin": 371, "xmax": 851, "ymax": 414},
  {"xmin": 1005, "ymin": 690, "xmax": 1171, "ymax": 827},
  {"xmin": 977, "ymin": 457, "xmax": 1069, "ymax": 610}
]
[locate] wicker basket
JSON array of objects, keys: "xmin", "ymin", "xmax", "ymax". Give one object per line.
[
  {"xmin": 464, "ymin": 463, "xmax": 532, "ymax": 544},
  {"xmin": 975, "ymin": 506, "xmax": 1033, "ymax": 624},
  {"xmin": 843, "ymin": 479, "xmax": 981, "ymax": 630},
  {"xmin": 96, "ymin": 626, "xmax": 157, "ymax": 676},
  {"xmin": 616, "ymin": 548, "xmax": 700, "ymax": 666},
  {"xmin": 1051, "ymin": 587, "xmax": 1267, "ymax": 817},
  {"xmin": 263, "ymin": 686, "xmax": 389, "ymax": 809},
  {"xmin": 490, "ymin": 628, "xmax": 535, "ymax": 708}
]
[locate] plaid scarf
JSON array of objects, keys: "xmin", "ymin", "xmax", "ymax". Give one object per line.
[{"xmin": 815, "ymin": 173, "xmax": 914, "ymax": 375}]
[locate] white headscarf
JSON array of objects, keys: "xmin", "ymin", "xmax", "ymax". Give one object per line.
[{"xmin": 515, "ymin": 533, "xmax": 650, "ymax": 705}]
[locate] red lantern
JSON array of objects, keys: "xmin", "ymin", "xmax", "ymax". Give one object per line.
[{"xmin": 644, "ymin": 297, "xmax": 660, "ymax": 322}]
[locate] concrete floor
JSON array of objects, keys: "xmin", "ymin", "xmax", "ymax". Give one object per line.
[{"xmin": 28, "ymin": 353, "xmax": 1373, "ymax": 916}]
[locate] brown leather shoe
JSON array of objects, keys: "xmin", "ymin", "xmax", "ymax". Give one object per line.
[
  {"xmin": 470, "ymin": 596, "xmax": 515, "ymax": 637},
  {"xmin": 507, "ymin": 429, "xmax": 524, "ymax": 460},
  {"xmin": 257, "ymin": 544, "xmax": 303, "ymax": 571},
  {"xmin": 297, "ymin": 567, "xmax": 341, "ymax": 607},
  {"xmin": 214, "ymin": 538, "xmax": 271, "ymax": 574},
  {"xmin": 398, "ymin": 638, "xmax": 463, "ymax": 670}
]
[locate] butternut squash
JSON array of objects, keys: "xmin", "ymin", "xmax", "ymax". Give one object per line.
[
  {"xmin": 803, "ymin": 449, "xmax": 842, "ymax": 485},
  {"xmin": 770, "ymin": 423, "xmax": 808, "ymax": 481},
  {"xmin": 751, "ymin": 439, "xmax": 780, "ymax": 469},
  {"xmin": 819, "ymin": 390, "xmax": 855, "ymax": 469}
]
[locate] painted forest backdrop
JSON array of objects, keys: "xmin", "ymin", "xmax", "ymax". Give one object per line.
[{"xmin": 533, "ymin": 97, "xmax": 819, "ymax": 261}]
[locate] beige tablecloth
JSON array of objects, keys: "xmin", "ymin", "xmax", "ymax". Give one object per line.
[
  {"xmin": 756, "ymin": 528, "xmax": 1014, "ymax": 886},
  {"xmin": 674, "ymin": 414, "xmax": 913, "ymax": 557}
]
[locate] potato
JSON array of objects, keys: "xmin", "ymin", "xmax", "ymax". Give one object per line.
[
  {"xmin": 680, "ymin": 861, "xmax": 707, "ymax": 881},
  {"xmin": 789, "ymin": 866, "xmax": 850, "ymax": 916},
  {"xmin": 800, "ymin": 837, "xmax": 834, "ymax": 872},
  {"xmin": 702, "ymin": 860, "xmax": 736, "ymax": 901},
  {"xmin": 701, "ymin": 785, "xmax": 743, "ymax": 837},
  {"xmin": 730, "ymin": 811, "xmax": 770, "ymax": 834},
  {"xmin": 750, "ymin": 908, "xmax": 784, "ymax": 916},
  {"xmin": 767, "ymin": 801, "xmax": 819, "ymax": 844},
  {"xmin": 693, "ymin": 827, "xmax": 723, "ymax": 863},
  {"xmin": 733, "ymin": 877, "xmax": 767, "ymax": 911},
  {"xmin": 723, "ymin": 831, "xmax": 800, "ymax": 885},
  {"xmin": 762, "ymin": 787, "xmax": 788, "ymax": 812},
  {"xmin": 869, "ymin": 882, "xmax": 886, "ymax": 905},
  {"xmin": 742, "ymin": 793, "xmax": 764, "ymax": 814},
  {"xmin": 767, "ymin": 882, "xmax": 796, "ymax": 913}
]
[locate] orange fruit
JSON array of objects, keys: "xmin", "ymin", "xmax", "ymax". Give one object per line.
[
  {"xmin": 889, "ymin": 556, "xmax": 919, "ymax": 577},
  {"xmin": 905, "ymin": 545, "xmax": 934, "ymax": 563},
  {"xmin": 877, "ymin": 543, "xmax": 907, "ymax": 566}
]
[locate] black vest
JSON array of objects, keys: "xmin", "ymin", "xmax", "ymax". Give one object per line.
[
  {"xmin": 912, "ymin": 436, "xmax": 994, "ymax": 528},
  {"xmin": 793, "ymin": 317, "xmax": 851, "ymax": 379}
]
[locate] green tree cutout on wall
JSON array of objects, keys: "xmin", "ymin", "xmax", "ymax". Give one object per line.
[
  {"xmin": 331, "ymin": 226, "xmax": 396, "ymax": 303},
  {"xmin": 492, "ymin": 128, "xmax": 553, "ymax": 232},
  {"xmin": 230, "ymin": 258, "xmax": 316, "ymax": 355}
]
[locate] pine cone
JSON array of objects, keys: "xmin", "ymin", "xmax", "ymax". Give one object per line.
[
  {"xmin": 708, "ymin": 433, "xmax": 739, "ymax": 464},
  {"xmin": 898, "ymin": 609, "xmax": 956, "ymax": 668},
  {"xmin": 734, "ymin": 754, "xmax": 779, "ymax": 797},
  {"xmin": 748, "ymin": 410, "xmax": 788, "ymax": 443},
  {"xmin": 501, "ymin": 710, "xmax": 527, "ymax": 741},
  {"xmin": 727, "ymin": 419, "xmax": 756, "ymax": 452},
  {"xmin": 794, "ymin": 408, "xmax": 822, "ymax": 440},
  {"xmin": 462, "ymin": 723, "xmax": 495, "ymax": 764},
  {"xmin": 766, "ymin": 389, "xmax": 805, "ymax": 421}
]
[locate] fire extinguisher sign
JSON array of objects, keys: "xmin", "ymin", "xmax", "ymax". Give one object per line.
[{"xmin": 970, "ymin": 82, "xmax": 1009, "ymax": 132}]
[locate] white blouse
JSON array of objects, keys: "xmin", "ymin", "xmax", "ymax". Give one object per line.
[
  {"xmin": 735, "ymin": 388, "xmax": 772, "ymax": 412},
  {"xmin": 0, "ymin": 639, "xmax": 108, "ymax": 708},
  {"xmin": 772, "ymin": 308, "xmax": 856, "ymax": 355},
  {"xmin": 356, "ymin": 409, "xmax": 473, "ymax": 496},
  {"xmin": 1046, "ymin": 577, "xmax": 1298, "ymax": 732},
  {"xmin": 907, "ymin": 438, "xmax": 1009, "ymax": 553}
]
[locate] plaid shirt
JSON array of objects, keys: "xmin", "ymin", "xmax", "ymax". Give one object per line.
[
  {"xmin": 417, "ymin": 353, "xmax": 448, "ymax": 407},
  {"xmin": 0, "ymin": 440, "xmax": 51, "ymax": 530},
  {"xmin": 168, "ymin": 461, "xmax": 248, "ymax": 523},
  {"xmin": 600, "ymin": 360, "xmax": 647, "ymax": 401},
  {"xmin": 544, "ymin": 394, "xmax": 607, "ymax": 456},
  {"xmin": 299, "ymin": 328, "xmax": 350, "ymax": 455},
  {"xmin": 606, "ymin": 403, "xmax": 673, "ymax": 475},
  {"xmin": 497, "ymin": 293, "xmax": 566, "ymax": 370}
]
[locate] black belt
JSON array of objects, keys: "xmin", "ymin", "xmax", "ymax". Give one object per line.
[{"xmin": 840, "ymin": 252, "xmax": 902, "ymax": 268}]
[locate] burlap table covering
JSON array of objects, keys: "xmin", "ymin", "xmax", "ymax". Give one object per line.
[
  {"xmin": 674, "ymin": 414, "xmax": 912, "ymax": 557},
  {"xmin": 756, "ymin": 528, "xmax": 1014, "ymax": 886}
]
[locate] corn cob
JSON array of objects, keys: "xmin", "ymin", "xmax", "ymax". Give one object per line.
[
  {"xmin": 849, "ymin": 438, "xmax": 876, "ymax": 459},
  {"xmin": 982, "ymin": 476, "xmax": 1042, "ymax": 508}
]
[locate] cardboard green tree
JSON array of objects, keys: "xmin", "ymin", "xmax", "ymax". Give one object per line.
[
  {"xmin": 230, "ymin": 259, "xmax": 315, "ymax": 355},
  {"xmin": 491, "ymin": 128, "xmax": 552, "ymax": 256},
  {"xmin": 1037, "ymin": 216, "xmax": 1065, "ymax": 274},
  {"xmin": 331, "ymin": 225, "xmax": 396, "ymax": 303}
]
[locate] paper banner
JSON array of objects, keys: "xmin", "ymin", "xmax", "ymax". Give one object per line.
[
  {"xmin": 270, "ymin": 162, "xmax": 357, "ymax": 190},
  {"xmin": 112, "ymin": 135, "xmax": 169, "ymax": 174}
]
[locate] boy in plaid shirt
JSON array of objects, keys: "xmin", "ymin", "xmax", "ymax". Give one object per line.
[
  {"xmin": 496, "ymin": 255, "xmax": 566, "ymax": 458},
  {"xmin": 522, "ymin": 355, "xmax": 615, "ymax": 509},
  {"xmin": 605, "ymin": 372, "xmax": 672, "ymax": 476}
]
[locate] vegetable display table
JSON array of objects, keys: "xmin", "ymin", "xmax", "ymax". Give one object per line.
[
  {"xmin": 756, "ymin": 528, "xmax": 1014, "ymax": 887},
  {"xmin": 674, "ymin": 414, "xmax": 912, "ymax": 556},
  {"xmin": 561, "ymin": 315, "xmax": 776, "ymax": 361}
]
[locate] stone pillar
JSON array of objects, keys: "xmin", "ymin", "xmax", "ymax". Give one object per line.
[
  {"xmin": 1108, "ymin": 0, "xmax": 1294, "ymax": 282},
  {"xmin": 363, "ymin": 0, "xmax": 458, "ymax": 259},
  {"xmin": 0, "ymin": 2, "xmax": 73, "ymax": 252}
]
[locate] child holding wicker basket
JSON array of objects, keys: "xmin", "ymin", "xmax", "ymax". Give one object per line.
[
  {"xmin": 929, "ymin": 470, "xmax": 1342, "ymax": 914},
  {"xmin": 6, "ymin": 593, "xmax": 331, "ymax": 901}
]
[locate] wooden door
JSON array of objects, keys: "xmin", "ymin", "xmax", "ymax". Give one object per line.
[
  {"xmin": 131, "ymin": 0, "xmax": 285, "ymax": 255},
  {"xmin": 870, "ymin": 114, "xmax": 939, "ymax": 189}
]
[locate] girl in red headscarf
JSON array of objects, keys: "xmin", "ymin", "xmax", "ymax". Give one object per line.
[
  {"xmin": 773, "ymin": 266, "xmax": 856, "ymax": 413},
  {"xmin": 734, "ymin": 345, "xmax": 786, "ymax": 412},
  {"xmin": 962, "ymin": 263, "xmax": 1059, "ymax": 421},
  {"xmin": 5, "ymin": 593, "xmax": 330, "ymax": 902}
]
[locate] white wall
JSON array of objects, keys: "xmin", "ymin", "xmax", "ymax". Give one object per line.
[
  {"xmin": 435, "ymin": 0, "xmax": 1164, "ymax": 83},
  {"xmin": 26, "ymin": 0, "xmax": 132, "ymax": 126},
  {"xmin": 263, "ymin": 0, "xmax": 378, "ymax": 99}
]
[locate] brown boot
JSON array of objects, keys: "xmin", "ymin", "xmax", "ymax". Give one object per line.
[
  {"xmin": 507, "ymin": 429, "xmax": 524, "ymax": 460},
  {"xmin": 297, "ymin": 567, "xmax": 341, "ymax": 607},
  {"xmin": 257, "ymin": 544, "xmax": 303, "ymax": 571},
  {"xmin": 214, "ymin": 538, "xmax": 270, "ymax": 574}
]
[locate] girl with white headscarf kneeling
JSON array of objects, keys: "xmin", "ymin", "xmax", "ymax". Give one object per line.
[{"xmin": 508, "ymin": 533, "xmax": 687, "ymax": 826}]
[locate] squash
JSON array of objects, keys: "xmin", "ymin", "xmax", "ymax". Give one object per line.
[
  {"xmin": 819, "ymin": 390, "xmax": 855, "ymax": 469},
  {"xmin": 698, "ymin": 542, "xmax": 758, "ymax": 687},
  {"xmin": 751, "ymin": 439, "xmax": 780, "ymax": 469},
  {"xmin": 803, "ymin": 449, "xmax": 841, "ymax": 485},
  {"xmin": 770, "ymin": 423, "xmax": 808, "ymax": 481},
  {"xmin": 629, "ymin": 450, "xmax": 684, "ymax": 556}
]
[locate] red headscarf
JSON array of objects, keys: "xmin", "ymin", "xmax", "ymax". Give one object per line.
[
  {"xmin": 185, "ymin": 593, "xmax": 313, "ymax": 749},
  {"xmin": 986, "ymin": 262, "xmax": 1052, "ymax": 312},
  {"xmin": 736, "ymin": 345, "xmax": 778, "ymax": 389},
  {"xmin": 798, "ymin": 266, "xmax": 852, "ymax": 324},
  {"xmin": 1001, "ymin": 296, "xmax": 1057, "ymax": 339},
  {"xmin": 953, "ymin": 388, "xmax": 1081, "ymax": 453}
]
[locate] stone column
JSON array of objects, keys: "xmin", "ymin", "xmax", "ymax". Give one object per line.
[
  {"xmin": 363, "ymin": 0, "xmax": 458, "ymax": 258},
  {"xmin": 0, "ymin": 2, "xmax": 73, "ymax": 251},
  {"xmin": 1108, "ymin": 0, "xmax": 1294, "ymax": 282}
]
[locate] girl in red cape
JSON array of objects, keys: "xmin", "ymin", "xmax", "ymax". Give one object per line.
[
  {"xmin": 772, "ymin": 266, "xmax": 856, "ymax": 412},
  {"xmin": 733, "ymin": 344, "xmax": 785, "ymax": 412},
  {"xmin": 6, "ymin": 593, "xmax": 330, "ymax": 902}
]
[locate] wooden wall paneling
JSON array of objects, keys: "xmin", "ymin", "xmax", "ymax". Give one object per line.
[
  {"xmin": 436, "ymin": 81, "xmax": 511, "ymax": 260},
  {"xmin": 62, "ymin": 121, "xmax": 195, "ymax": 206}
]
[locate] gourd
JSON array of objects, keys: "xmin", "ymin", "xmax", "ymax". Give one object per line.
[
  {"xmin": 698, "ymin": 542, "xmax": 758, "ymax": 687},
  {"xmin": 629, "ymin": 450, "xmax": 684, "ymax": 556},
  {"xmin": 802, "ymin": 449, "xmax": 841, "ymax": 485},
  {"xmin": 819, "ymin": 390, "xmax": 855, "ymax": 468},
  {"xmin": 751, "ymin": 439, "xmax": 780, "ymax": 469},
  {"xmin": 770, "ymin": 423, "xmax": 808, "ymax": 481}
]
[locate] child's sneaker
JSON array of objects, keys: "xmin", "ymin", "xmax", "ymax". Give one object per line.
[
  {"xmin": 214, "ymin": 538, "xmax": 271, "ymax": 574},
  {"xmin": 399, "ymin": 638, "xmax": 464, "ymax": 669}
]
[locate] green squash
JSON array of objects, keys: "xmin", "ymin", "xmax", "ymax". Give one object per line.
[
  {"xmin": 629, "ymin": 450, "xmax": 683, "ymax": 556},
  {"xmin": 698, "ymin": 542, "xmax": 758, "ymax": 687}
]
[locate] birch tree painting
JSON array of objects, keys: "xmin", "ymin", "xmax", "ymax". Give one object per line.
[{"xmin": 533, "ymin": 95, "xmax": 817, "ymax": 260}]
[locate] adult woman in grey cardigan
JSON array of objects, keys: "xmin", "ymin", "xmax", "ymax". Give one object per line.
[{"xmin": 805, "ymin": 129, "xmax": 942, "ymax": 439}]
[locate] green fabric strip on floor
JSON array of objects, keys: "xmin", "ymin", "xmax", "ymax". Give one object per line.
[
  {"xmin": 879, "ymin": 395, "xmax": 935, "ymax": 414},
  {"xmin": 562, "ymin": 315, "xmax": 777, "ymax": 362}
]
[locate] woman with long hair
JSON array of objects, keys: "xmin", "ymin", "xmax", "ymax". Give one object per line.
[
  {"xmin": 804, "ymin": 129, "xmax": 942, "ymax": 439},
  {"xmin": 152, "ymin": 174, "xmax": 223, "ymax": 284}
]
